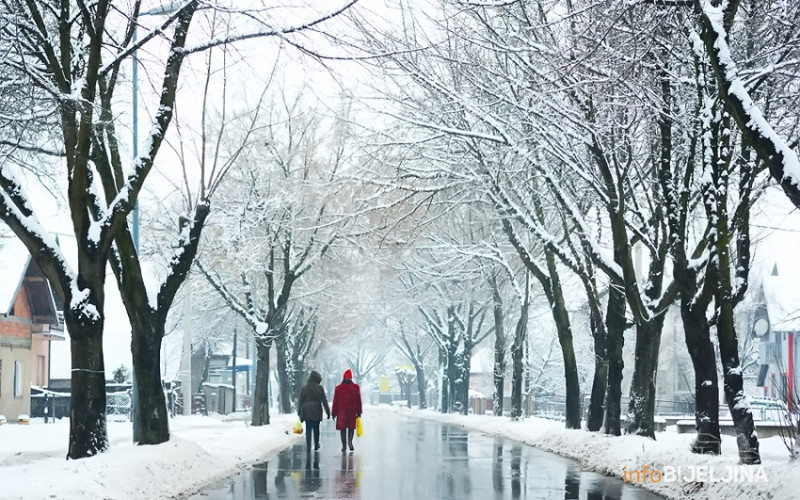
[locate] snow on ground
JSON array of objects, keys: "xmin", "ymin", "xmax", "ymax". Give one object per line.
[
  {"xmin": 0, "ymin": 413, "xmax": 297, "ymax": 500},
  {"xmin": 2, "ymin": 405, "xmax": 799, "ymax": 500},
  {"xmin": 387, "ymin": 405, "xmax": 800, "ymax": 500}
]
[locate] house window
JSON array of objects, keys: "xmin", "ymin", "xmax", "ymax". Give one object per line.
[{"xmin": 14, "ymin": 361, "xmax": 23, "ymax": 398}]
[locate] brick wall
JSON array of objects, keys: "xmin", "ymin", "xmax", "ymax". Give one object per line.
[{"xmin": 0, "ymin": 286, "xmax": 32, "ymax": 340}]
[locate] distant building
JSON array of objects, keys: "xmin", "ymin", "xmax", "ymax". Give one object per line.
[
  {"xmin": 0, "ymin": 233, "xmax": 64, "ymax": 420},
  {"xmin": 752, "ymin": 262, "xmax": 800, "ymax": 409}
]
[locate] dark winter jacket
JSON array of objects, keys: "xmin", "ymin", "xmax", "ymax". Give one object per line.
[
  {"xmin": 332, "ymin": 379, "xmax": 362, "ymax": 430},
  {"xmin": 297, "ymin": 371, "xmax": 331, "ymax": 422}
]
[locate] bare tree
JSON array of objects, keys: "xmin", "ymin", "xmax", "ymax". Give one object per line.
[
  {"xmin": 394, "ymin": 320, "xmax": 434, "ymax": 409},
  {"xmin": 0, "ymin": 0, "xmax": 361, "ymax": 457},
  {"xmin": 199, "ymin": 85, "xmax": 361, "ymax": 424}
]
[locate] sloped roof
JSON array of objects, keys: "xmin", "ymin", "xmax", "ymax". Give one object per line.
[
  {"xmin": 0, "ymin": 232, "xmax": 32, "ymax": 314},
  {"xmin": 762, "ymin": 262, "xmax": 800, "ymax": 332}
]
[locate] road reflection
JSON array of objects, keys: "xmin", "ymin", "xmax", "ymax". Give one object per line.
[{"xmin": 188, "ymin": 411, "xmax": 665, "ymax": 500}]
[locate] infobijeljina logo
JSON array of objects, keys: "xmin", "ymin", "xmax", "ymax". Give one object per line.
[{"xmin": 622, "ymin": 465, "xmax": 768, "ymax": 484}]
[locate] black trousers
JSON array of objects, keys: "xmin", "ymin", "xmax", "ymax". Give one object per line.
[{"xmin": 305, "ymin": 420, "xmax": 321, "ymax": 448}]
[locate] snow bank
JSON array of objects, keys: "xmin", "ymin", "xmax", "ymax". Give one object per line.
[
  {"xmin": 0, "ymin": 413, "xmax": 297, "ymax": 500},
  {"xmin": 389, "ymin": 406, "xmax": 800, "ymax": 500}
]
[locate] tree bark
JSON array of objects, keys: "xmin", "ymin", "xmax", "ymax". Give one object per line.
[
  {"xmin": 460, "ymin": 352, "xmax": 471, "ymax": 415},
  {"xmin": 545, "ymin": 253, "xmax": 582, "ymax": 429},
  {"xmin": 585, "ymin": 285, "xmax": 608, "ymax": 431},
  {"xmin": 718, "ymin": 302, "xmax": 760, "ymax": 463},
  {"xmin": 252, "ymin": 341, "xmax": 271, "ymax": 426},
  {"xmin": 130, "ymin": 321, "xmax": 169, "ymax": 445},
  {"xmin": 415, "ymin": 365, "xmax": 427, "ymax": 409},
  {"xmin": 440, "ymin": 363, "xmax": 449, "ymax": 413},
  {"xmin": 624, "ymin": 317, "xmax": 665, "ymax": 438},
  {"xmin": 449, "ymin": 352, "xmax": 461, "ymax": 413},
  {"xmin": 493, "ymin": 353, "xmax": 505, "ymax": 417},
  {"xmin": 276, "ymin": 336, "xmax": 292, "ymax": 414},
  {"xmin": 65, "ymin": 313, "xmax": 108, "ymax": 459},
  {"xmin": 604, "ymin": 284, "xmax": 626, "ymax": 436},
  {"xmin": 492, "ymin": 278, "xmax": 506, "ymax": 416},
  {"xmin": 509, "ymin": 300, "xmax": 527, "ymax": 419},
  {"xmin": 682, "ymin": 306, "xmax": 721, "ymax": 454},
  {"xmin": 587, "ymin": 355, "xmax": 608, "ymax": 432},
  {"xmin": 550, "ymin": 289, "xmax": 581, "ymax": 429},
  {"xmin": 510, "ymin": 340, "xmax": 524, "ymax": 419}
]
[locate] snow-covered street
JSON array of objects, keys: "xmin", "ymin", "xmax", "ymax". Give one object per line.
[{"xmin": 2, "ymin": 405, "xmax": 798, "ymax": 500}]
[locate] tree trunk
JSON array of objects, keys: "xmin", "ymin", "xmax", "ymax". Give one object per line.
[
  {"xmin": 510, "ymin": 288, "xmax": 528, "ymax": 420},
  {"xmin": 624, "ymin": 317, "xmax": 665, "ymax": 438},
  {"xmin": 587, "ymin": 356, "xmax": 608, "ymax": 432},
  {"xmin": 460, "ymin": 352, "xmax": 471, "ymax": 416},
  {"xmin": 415, "ymin": 365, "xmax": 427, "ymax": 409},
  {"xmin": 551, "ymin": 298, "xmax": 581, "ymax": 429},
  {"xmin": 493, "ymin": 356, "xmax": 505, "ymax": 417},
  {"xmin": 66, "ymin": 313, "xmax": 108, "ymax": 459},
  {"xmin": 252, "ymin": 342, "xmax": 271, "ymax": 426},
  {"xmin": 449, "ymin": 356, "xmax": 460, "ymax": 413},
  {"xmin": 440, "ymin": 368, "xmax": 449, "ymax": 413},
  {"xmin": 683, "ymin": 314, "xmax": 721, "ymax": 454},
  {"xmin": 130, "ymin": 321, "xmax": 169, "ymax": 445},
  {"xmin": 718, "ymin": 303, "xmax": 761, "ymax": 464},
  {"xmin": 586, "ymin": 304, "xmax": 608, "ymax": 431},
  {"xmin": 546, "ymin": 258, "xmax": 581, "ymax": 429},
  {"xmin": 603, "ymin": 285, "xmax": 626, "ymax": 436},
  {"xmin": 510, "ymin": 340, "xmax": 524, "ymax": 419},
  {"xmin": 492, "ymin": 279, "xmax": 506, "ymax": 416},
  {"xmin": 275, "ymin": 336, "xmax": 291, "ymax": 414}
]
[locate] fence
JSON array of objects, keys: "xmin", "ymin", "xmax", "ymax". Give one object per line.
[
  {"xmin": 107, "ymin": 391, "xmax": 131, "ymax": 420},
  {"xmin": 463, "ymin": 394, "xmax": 695, "ymax": 421}
]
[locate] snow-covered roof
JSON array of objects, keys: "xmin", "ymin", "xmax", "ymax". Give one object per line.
[
  {"xmin": 0, "ymin": 232, "xmax": 32, "ymax": 314},
  {"xmin": 761, "ymin": 262, "xmax": 800, "ymax": 332}
]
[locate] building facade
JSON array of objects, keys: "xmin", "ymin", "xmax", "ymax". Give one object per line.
[{"xmin": 0, "ymin": 234, "xmax": 63, "ymax": 420}]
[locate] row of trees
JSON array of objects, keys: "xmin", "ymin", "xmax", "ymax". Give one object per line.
[
  {"xmin": 2, "ymin": 0, "xmax": 798, "ymax": 467},
  {"xmin": 333, "ymin": 0, "xmax": 800, "ymax": 465}
]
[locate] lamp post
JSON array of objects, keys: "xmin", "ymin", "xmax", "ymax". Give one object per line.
[
  {"xmin": 231, "ymin": 327, "xmax": 237, "ymax": 413},
  {"xmin": 130, "ymin": 19, "xmax": 141, "ymax": 443}
]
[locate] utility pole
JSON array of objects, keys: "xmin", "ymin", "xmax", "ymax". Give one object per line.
[
  {"xmin": 130, "ymin": 24, "xmax": 141, "ymax": 442},
  {"xmin": 181, "ymin": 278, "xmax": 193, "ymax": 416},
  {"xmin": 231, "ymin": 328, "xmax": 237, "ymax": 413}
]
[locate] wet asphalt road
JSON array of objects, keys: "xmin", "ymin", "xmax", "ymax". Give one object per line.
[{"xmin": 188, "ymin": 411, "xmax": 664, "ymax": 500}]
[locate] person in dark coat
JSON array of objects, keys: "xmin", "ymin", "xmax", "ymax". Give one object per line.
[
  {"xmin": 297, "ymin": 370, "xmax": 331, "ymax": 450},
  {"xmin": 331, "ymin": 369, "xmax": 362, "ymax": 452}
]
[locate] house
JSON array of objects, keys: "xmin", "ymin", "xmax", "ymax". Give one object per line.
[
  {"xmin": 0, "ymin": 233, "xmax": 64, "ymax": 421},
  {"xmin": 752, "ymin": 262, "xmax": 800, "ymax": 410}
]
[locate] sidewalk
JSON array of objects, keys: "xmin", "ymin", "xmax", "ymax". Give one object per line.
[{"xmin": 0, "ymin": 413, "xmax": 299, "ymax": 500}]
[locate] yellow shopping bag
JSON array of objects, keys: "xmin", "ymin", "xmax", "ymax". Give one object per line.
[
  {"xmin": 355, "ymin": 416, "xmax": 363, "ymax": 437},
  {"xmin": 293, "ymin": 420, "xmax": 304, "ymax": 434}
]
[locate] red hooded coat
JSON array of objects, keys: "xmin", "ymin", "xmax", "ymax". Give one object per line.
[{"xmin": 331, "ymin": 379, "xmax": 362, "ymax": 430}]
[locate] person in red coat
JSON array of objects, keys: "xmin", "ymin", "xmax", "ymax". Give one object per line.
[{"xmin": 331, "ymin": 369, "xmax": 362, "ymax": 452}]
